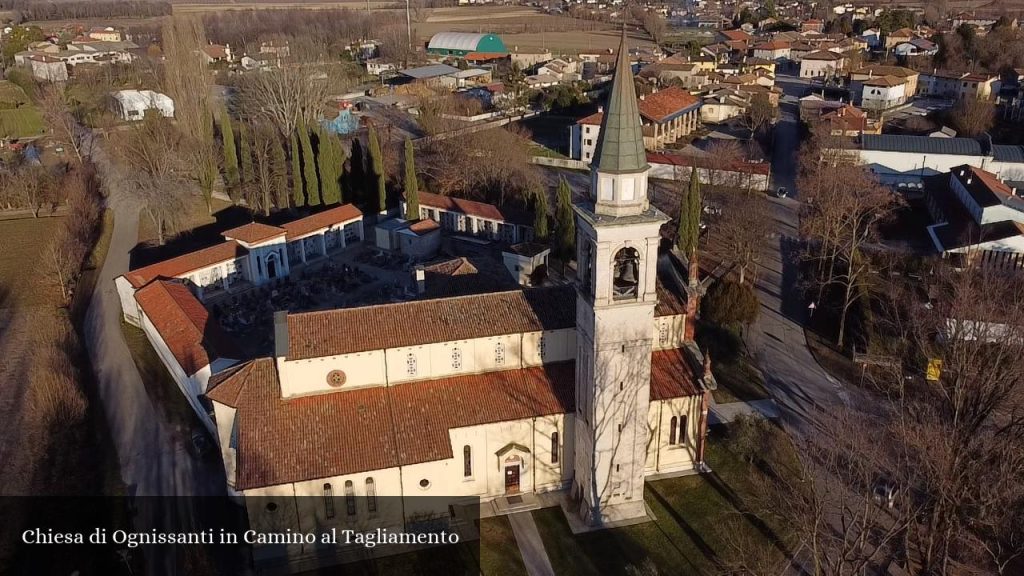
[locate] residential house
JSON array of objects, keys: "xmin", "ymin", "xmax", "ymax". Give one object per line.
[
  {"xmin": 820, "ymin": 104, "xmax": 881, "ymax": 136},
  {"xmin": 700, "ymin": 88, "xmax": 751, "ymax": 124},
  {"xmin": 14, "ymin": 39, "xmax": 136, "ymax": 68},
  {"xmin": 924, "ymin": 165, "xmax": 1024, "ymax": 271},
  {"xmin": 832, "ymin": 134, "xmax": 1024, "ymax": 183},
  {"xmin": 894, "ymin": 37, "xmax": 938, "ymax": 57},
  {"xmin": 87, "ymin": 26, "xmax": 122, "ymax": 42},
  {"xmin": 849, "ymin": 65, "xmax": 919, "ymax": 96},
  {"xmin": 752, "ymin": 41, "xmax": 791, "ymax": 62},
  {"xmin": 25, "ymin": 54, "xmax": 67, "ymax": 82},
  {"xmin": 570, "ymin": 86, "xmax": 701, "ymax": 161},
  {"xmin": 860, "ymin": 76, "xmax": 909, "ymax": 111},
  {"xmin": 918, "ymin": 70, "xmax": 1000, "ymax": 100},
  {"xmin": 799, "ymin": 50, "xmax": 845, "ymax": 79},
  {"xmin": 201, "ymin": 43, "xmax": 232, "ymax": 64},
  {"xmin": 858, "ymin": 28, "xmax": 882, "ymax": 49},
  {"xmin": 510, "ymin": 49, "xmax": 552, "ymax": 68},
  {"xmin": 788, "ymin": 42, "xmax": 817, "ymax": 62},
  {"xmin": 801, "ymin": 18, "xmax": 824, "ymax": 33},
  {"xmin": 884, "ymin": 28, "xmax": 916, "ymax": 50}
]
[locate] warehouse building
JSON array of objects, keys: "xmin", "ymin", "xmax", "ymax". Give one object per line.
[{"xmin": 426, "ymin": 32, "xmax": 507, "ymax": 58}]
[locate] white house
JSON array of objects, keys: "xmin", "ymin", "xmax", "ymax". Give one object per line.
[
  {"xmin": 402, "ymin": 191, "xmax": 535, "ymax": 244},
  {"xmin": 860, "ymin": 76, "xmax": 909, "ymax": 111},
  {"xmin": 799, "ymin": 50, "xmax": 845, "ymax": 79},
  {"xmin": 110, "ymin": 90, "xmax": 174, "ymax": 121},
  {"xmin": 924, "ymin": 165, "xmax": 1024, "ymax": 271},
  {"xmin": 832, "ymin": 135, "xmax": 1024, "ymax": 185}
]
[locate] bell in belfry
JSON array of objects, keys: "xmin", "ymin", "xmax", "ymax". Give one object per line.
[{"xmin": 620, "ymin": 260, "xmax": 637, "ymax": 284}]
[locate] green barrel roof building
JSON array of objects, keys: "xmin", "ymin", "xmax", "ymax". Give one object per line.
[{"xmin": 426, "ymin": 32, "xmax": 507, "ymax": 57}]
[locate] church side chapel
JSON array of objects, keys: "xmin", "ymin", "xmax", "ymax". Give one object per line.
[{"xmin": 203, "ymin": 29, "xmax": 715, "ymax": 563}]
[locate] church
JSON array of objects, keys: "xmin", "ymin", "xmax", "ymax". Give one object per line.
[{"xmin": 203, "ymin": 30, "xmax": 714, "ymax": 566}]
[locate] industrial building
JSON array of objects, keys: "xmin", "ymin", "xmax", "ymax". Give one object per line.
[{"xmin": 426, "ymin": 32, "xmax": 508, "ymax": 58}]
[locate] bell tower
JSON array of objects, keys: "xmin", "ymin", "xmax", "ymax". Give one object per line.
[{"xmin": 572, "ymin": 28, "xmax": 669, "ymax": 526}]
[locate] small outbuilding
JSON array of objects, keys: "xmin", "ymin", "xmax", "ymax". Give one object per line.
[{"xmin": 110, "ymin": 89, "xmax": 174, "ymax": 121}]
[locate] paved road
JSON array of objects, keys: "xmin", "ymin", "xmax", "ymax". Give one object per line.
[
  {"xmin": 744, "ymin": 75, "xmax": 852, "ymax": 432},
  {"xmin": 84, "ymin": 137, "xmax": 227, "ymax": 575}
]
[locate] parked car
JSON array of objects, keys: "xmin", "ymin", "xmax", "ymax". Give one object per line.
[
  {"xmin": 773, "ymin": 186, "xmax": 788, "ymax": 198},
  {"xmin": 872, "ymin": 479, "xmax": 899, "ymax": 509}
]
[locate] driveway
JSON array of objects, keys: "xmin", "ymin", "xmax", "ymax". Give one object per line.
[{"xmin": 84, "ymin": 137, "xmax": 228, "ymax": 574}]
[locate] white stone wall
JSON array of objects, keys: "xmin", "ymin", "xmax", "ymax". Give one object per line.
[
  {"xmin": 645, "ymin": 396, "xmax": 702, "ymax": 474},
  {"xmin": 277, "ymin": 329, "xmax": 576, "ymax": 397}
]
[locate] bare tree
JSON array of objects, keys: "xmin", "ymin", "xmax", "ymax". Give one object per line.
[
  {"xmin": 950, "ymin": 96, "xmax": 995, "ymax": 137},
  {"xmin": 9, "ymin": 165, "xmax": 57, "ymax": 217},
  {"xmin": 115, "ymin": 115, "xmax": 191, "ymax": 245},
  {"xmin": 160, "ymin": 16, "xmax": 212, "ymax": 143},
  {"xmin": 246, "ymin": 123, "xmax": 287, "ymax": 216},
  {"xmin": 707, "ymin": 190, "xmax": 771, "ymax": 285},
  {"xmin": 38, "ymin": 85, "xmax": 85, "ymax": 162},
  {"xmin": 235, "ymin": 67, "xmax": 330, "ymax": 138}
]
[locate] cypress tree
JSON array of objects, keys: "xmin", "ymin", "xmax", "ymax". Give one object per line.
[
  {"xmin": 554, "ymin": 177, "xmax": 575, "ymax": 262},
  {"xmin": 677, "ymin": 167, "xmax": 701, "ymax": 256},
  {"xmin": 533, "ymin": 185, "xmax": 550, "ymax": 242},
  {"xmin": 403, "ymin": 137, "xmax": 419, "ymax": 220},
  {"xmin": 290, "ymin": 130, "xmax": 304, "ymax": 208},
  {"xmin": 367, "ymin": 125, "xmax": 386, "ymax": 213},
  {"xmin": 317, "ymin": 128, "xmax": 344, "ymax": 205},
  {"xmin": 269, "ymin": 129, "xmax": 288, "ymax": 209},
  {"xmin": 350, "ymin": 138, "xmax": 367, "ymax": 207},
  {"xmin": 220, "ymin": 111, "xmax": 240, "ymax": 195},
  {"xmin": 239, "ymin": 121, "xmax": 254, "ymax": 189},
  {"xmin": 299, "ymin": 119, "xmax": 320, "ymax": 206}
]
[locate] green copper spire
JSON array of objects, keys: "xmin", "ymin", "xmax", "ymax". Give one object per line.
[{"xmin": 592, "ymin": 28, "xmax": 648, "ymax": 174}]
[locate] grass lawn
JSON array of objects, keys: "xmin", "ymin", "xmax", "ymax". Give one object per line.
[
  {"xmin": 804, "ymin": 328, "xmax": 861, "ymax": 387},
  {"xmin": 121, "ymin": 321, "xmax": 200, "ymax": 430},
  {"xmin": 0, "ymin": 216, "xmax": 65, "ymax": 306},
  {"xmin": 532, "ymin": 431, "xmax": 798, "ymax": 575},
  {"xmin": 712, "ymin": 355, "xmax": 771, "ymax": 404},
  {"xmin": 137, "ymin": 197, "xmax": 234, "ymax": 246},
  {"xmin": 0, "ymin": 106, "xmax": 45, "ymax": 139},
  {"xmin": 303, "ymin": 516, "xmax": 526, "ymax": 576},
  {"xmin": 70, "ymin": 209, "xmax": 114, "ymax": 322}
]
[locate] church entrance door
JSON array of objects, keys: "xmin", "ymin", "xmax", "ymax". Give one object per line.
[{"xmin": 504, "ymin": 465, "xmax": 520, "ymax": 494}]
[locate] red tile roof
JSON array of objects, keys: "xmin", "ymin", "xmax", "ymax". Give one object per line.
[
  {"xmin": 208, "ymin": 348, "xmax": 701, "ymax": 489},
  {"xmin": 135, "ymin": 281, "xmax": 241, "ymax": 375},
  {"xmin": 803, "ymin": 50, "xmax": 843, "ymax": 61},
  {"xmin": 754, "ymin": 41, "xmax": 791, "ymax": 51},
  {"xmin": 124, "ymin": 241, "xmax": 249, "ymax": 289},
  {"xmin": 464, "ymin": 52, "xmax": 507, "ymax": 61},
  {"xmin": 646, "ymin": 151, "xmax": 772, "ymax": 176},
  {"xmin": 281, "ymin": 204, "xmax": 363, "ymax": 239},
  {"xmin": 286, "ymin": 286, "xmax": 577, "ymax": 359},
  {"xmin": 408, "ymin": 218, "xmax": 441, "ymax": 235},
  {"xmin": 639, "ymin": 87, "xmax": 701, "ymax": 122},
  {"xmin": 222, "ymin": 222, "xmax": 287, "ymax": 244},
  {"xmin": 415, "ymin": 191, "xmax": 532, "ymax": 225},
  {"xmin": 578, "ymin": 111, "xmax": 604, "ymax": 125},
  {"xmin": 720, "ymin": 29, "xmax": 753, "ymax": 42}
]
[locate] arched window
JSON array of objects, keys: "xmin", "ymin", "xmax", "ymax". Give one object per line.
[
  {"xmin": 551, "ymin": 432, "xmax": 559, "ymax": 464},
  {"xmin": 344, "ymin": 480, "xmax": 356, "ymax": 516},
  {"xmin": 612, "ymin": 247, "xmax": 640, "ymax": 300},
  {"xmin": 494, "ymin": 342, "xmax": 505, "ymax": 366},
  {"xmin": 463, "ymin": 445, "xmax": 472, "ymax": 477},
  {"xmin": 669, "ymin": 416, "xmax": 678, "ymax": 445},
  {"xmin": 451, "ymin": 347, "xmax": 463, "ymax": 370},
  {"xmin": 406, "ymin": 353, "xmax": 418, "ymax": 376},
  {"xmin": 323, "ymin": 483, "xmax": 335, "ymax": 519},
  {"xmin": 677, "ymin": 415, "xmax": 688, "ymax": 445},
  {"xmin": 366, "ymin": 478, "xmax": 377, "ymax": 513}
]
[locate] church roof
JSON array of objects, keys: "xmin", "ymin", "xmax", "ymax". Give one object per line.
[
  {"xmin": 207, "ymin": 348, "xmax": 700, "ymax": 490},
  {"xmin": 592, "ymin": 28, "xmax": 648, "ymax": 174},
  {"xmin": 286, "ymin": 286, "xmax": 578, "ymax": 359},
  {"xmin": 135, "ymin": 280, "xmax": 241, "ymax": 375}
]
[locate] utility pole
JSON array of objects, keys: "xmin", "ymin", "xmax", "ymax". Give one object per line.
[{"xmin": 406, "ymin": 0, "xmax": 412, "ymax": 50}]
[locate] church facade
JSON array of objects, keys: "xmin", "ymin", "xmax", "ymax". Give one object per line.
[{"xmin": 203, "ymin": 30, "xmax": 713, "ymax": 567}]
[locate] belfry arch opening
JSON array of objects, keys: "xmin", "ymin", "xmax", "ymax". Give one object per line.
[{"xmin": 612, "ymin": 247, "xmax": 640, "ymax": 300}]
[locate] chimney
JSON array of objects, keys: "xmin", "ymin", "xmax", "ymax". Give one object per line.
[
  {"xmin": 273, "ymin": 310, "xmax": 289, "ymax": 360},
  {"xmin": 702, "ymin": 349, "xmax": 713, "ymax": 380},
  {"xmin": 639, "ymin": 93, "xmax": 645, "ymax": 100},
  {"xmin": 967, "ymin": 176, "xmax": 973, "ymax": 184},
  {"xmin": 414, "ymin": 266, "xmax": 426, "ymax": 294},
  {"xmin": 598, "ymin": 105, "xmax": 604, "ymax": 113}
]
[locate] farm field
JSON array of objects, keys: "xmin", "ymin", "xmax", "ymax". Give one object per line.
[
  {"xmin": 0, "ymin": 216, "xmax": 65, "ymax": 306},
  {"xmin": 0, "ymin": 81, "xmax": 44, "ymax": 140},
  {"xmin": 172, "ymin": 0, "xmax": 396, "ymax": 12},
  {"xmin": 415, "ymin": 7, "xmax": 653, "ymax": 54}
]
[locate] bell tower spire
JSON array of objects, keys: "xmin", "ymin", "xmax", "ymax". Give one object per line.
[
  {"xmin": 589, "ymin": 27, "xmax": 651, "ymax": 218},
  {"xmin": 571, "ymin": 28, "xmax": 669, "ymax": 528}
]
